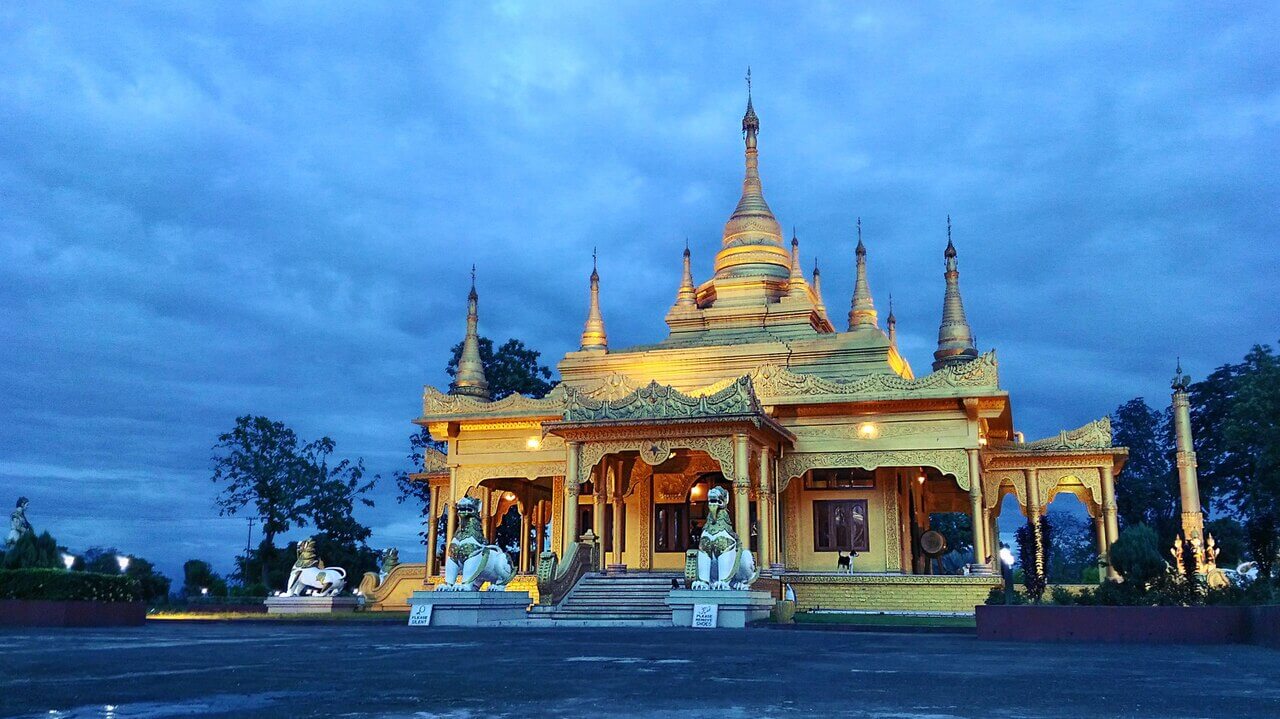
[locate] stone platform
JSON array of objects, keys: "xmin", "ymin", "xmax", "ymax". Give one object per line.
[
  {"xmin": 406, "ymin": 590, "xmax": 531, "ymax": 626},
  {"xmin": 264, "ymin": 595, "xmax": 359, "ymax": 615},
  {"xmin": 666, "ymin": 589, "xmax": 774, "ymax": 628}
]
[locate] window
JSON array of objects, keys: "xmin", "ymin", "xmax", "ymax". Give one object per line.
[
  {"xmin": 805, "ymin": 468, "xmax": 875, "ymax": 490},
  {"xmin": 813, "ymin": 499, "xmax": 870, "ymax": 552},
  {"xmin": 654, "ymin": 503, "xmax": 689, "ymax": 553}
]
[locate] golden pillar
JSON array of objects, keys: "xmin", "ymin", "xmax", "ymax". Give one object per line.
[
  {"xmin": 967, "ymin": 449, "xmax": 990, "ymax": 568},
  {"xmin": 1101, "ymin": 464, "xmax": 1120, "ymax": 580},
  {"xmin": 534, "ymin": 502, "xmax": 546, "ymax": 561},
  {"xmin": 1172, "ymin": 365, "xmax": 1206, "ymax": 556},
  {"xmin": 425, "ymin": 484, "xmax": 440, "ymax": 578},
  {"xmin": 1093, "ymin": 515, "xmax": 1107, "ymax": 584},
  {"xmin": 733, "ymin": 434, "xmax": 751, "ymax": 542},
  {"xmin": 593, "ymin": 464, "xmax": 606, "ymax": 569},
  {"xmin": 443, "ymin": 467, "xmax": 458, "ymax": 570},
  {"xmin": 563, "ymin": 442, "xmax": 580, "ymax": 550},
  {"xmin": 757, "ymin": 447, "xmax": 772, "ymax": 569},
  {"xmin": 518, "ymin": 501, "xmax": 530, "ymax": 574},
  {"xmin": 612, "ymin": 459, "xmax": 624, "ymax": 567}
]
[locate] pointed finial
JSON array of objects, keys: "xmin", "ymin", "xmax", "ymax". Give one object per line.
[
  {"xmin": 933, "ymin": 218, "xmax": 978, "ymax": 370},
  {"xmin": 945, "ymin": 215, "xmax": 956, "ymax": 258},
  {"xmin": 450, "ymin": 265, "xmax": 490, "ymax": 401},
  {"xmin": 856, "ymin": 217, "xmax": 866, "ymax": 255},
  {"xmin": 1172, "ymin": 356, "xmax": 1191, "ymax": 391},
  {"xmin": 742, "ymin": 67, "xmax": 759, "ymax": 138},
  {"xmin": 468, "ymin": 264, "xmax": 478, "ymax": 299},
  {"xmin": 581, "ymin": 253, "xmax": 607, "ymax": 351},
  {"xmin": 848, "ymin": 219, "xmax": 878, "ymax": 331}
]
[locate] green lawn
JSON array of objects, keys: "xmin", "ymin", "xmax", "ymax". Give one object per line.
[{"xmin": 148, "ymin": 610, "xmax": 410, "ymax": 622}]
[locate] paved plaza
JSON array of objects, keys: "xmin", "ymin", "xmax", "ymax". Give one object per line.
[{"xmin": 2, "ymin": 623, "xmax": 1278, "ymax": 718}]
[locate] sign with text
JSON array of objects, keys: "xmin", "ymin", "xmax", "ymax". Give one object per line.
[
  {"xmin": 408, "ymin": 602, "xmax": 433, "ymax": 626},
  {"xmin": 691, "ymin": 603, "xmax": 718, "ymax": 628}
]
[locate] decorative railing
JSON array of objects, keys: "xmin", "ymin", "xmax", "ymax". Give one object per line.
[{"xmin": 535, "ymin": 539, "xmax": 599, "ymax": 607}]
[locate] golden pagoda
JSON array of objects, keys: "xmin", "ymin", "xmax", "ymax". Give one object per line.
[{"xmin": 362, "ymin": 78, "xmax": 1130, "ymax": 615}]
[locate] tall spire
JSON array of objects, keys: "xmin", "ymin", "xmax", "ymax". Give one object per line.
[
  {"xmin": 932, "ymin": 216, "xmax": 979, "ymax": 370},
  {"xmin": 787, "ymin": 228, "xmax": 808, "ymax": 296},
  {"xmin": 579, "ymin": 249, "xmax": 608, "ymax": 351},
  {"xmin": 812, "ymin": 257, "xmax": 828, "ymax": 318},
  {"xmin": 847, "ymin": 217, "xmax": 879, "ymax": 331},
  {"xmin": 887, "ymin": 293, "xmax": 897, "ymax": 346},
  {"xmin": 713, "ymin": 69, "xmax": 789, "ymax": 288},
  {"xmin": 674, "ymin": 239, "xmax": 697, "ymax": 308},
  {"xmin": 449, "ymin": 265, "xmax": 490, "ymax": 401}
]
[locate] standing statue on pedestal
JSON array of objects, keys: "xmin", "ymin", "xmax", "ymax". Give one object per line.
[
  {"xmin": 7, "ymin": 497, "xmax": 32, "ymax": 548},
  {"xmin": 435, "ymin": 495, "xmax": 515, "ymax": 591},
  {"xmin": 284, "ymin": 538, "xmax": 347, "ymax": 597},
  {"xmin": 692, "ymin": 486, "xmax": 759, "ymax": 590}
]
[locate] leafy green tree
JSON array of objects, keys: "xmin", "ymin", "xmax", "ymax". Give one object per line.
[
  {"xmin": 1045, "ymin": 513, "xmax": 1097, "ymax": 584},
  {"xmin": 1206, "ymin": 516, "xmax": 1247, "ymax": 567},
  {"xmin": 447, "ymin": 337, "xmax": 555, "ymax": 399},
  {"xmin": 211, "ymin": 416, "xmax": 308, "ymax": 586},
  {"xmin": 1109, "ymin": 524, "xmax": 1165, "ymax": 586},
  {"xmin": 82, "ymin": 546, "xmax": 122, "ymax": 574},
  {"xmin": 1015, "ymin": 516, "xmax": 1051, "ymax": 602},
  {"xmin": 183, "ymin": 559, "xmax": 228, "ymax": 597},
  {"xmin": 1111, "ymin": 398, "xmax": 1179, "ymax": 547},
  {"xmin": 928, "ymin": 512, "xmax": 972, "ymax": 554},
  {"xmin": 2, "ymin": 531, "xmax": 60, "ymax": 569},
  {"xmin": 1219, "ymin": 343, "xmax": 1280, "ymax": 577},
  {"xmin": 299, "ymin": 436, "xmax": 377, "ymax": 546},
  {"xmin": 393, "ymin": 427, "xmax": 447, "ymax": 544}
]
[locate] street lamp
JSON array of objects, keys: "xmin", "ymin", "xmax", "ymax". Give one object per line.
[
  {"xmin": 999, "ymin": 547, "xmax": 1015, "ymax": 567},
  {"xmin": 116, "ymin": 555, "xmax": 130, "ymax": 573},
  {"xmin": 62, "ymin": 554, "xmax": 76, "ymax": 570}
]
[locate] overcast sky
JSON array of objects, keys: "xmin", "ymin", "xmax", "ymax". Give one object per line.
[{"xmin": 2, "ymin": 3, "xmax": 1276, "ymax": 581}]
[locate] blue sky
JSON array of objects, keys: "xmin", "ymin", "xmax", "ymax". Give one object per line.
[{"xmin": 1, "ymin": 3, "xmax": 1276, "ymax": 581}]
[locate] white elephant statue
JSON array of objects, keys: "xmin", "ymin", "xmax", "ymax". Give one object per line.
[
  {"xmin": 435, "ymin": 496, "xmax": 515, "ymax": 592},
  {"xmin": 284, "ymin": 538, "xmax": 347, "ymax": 597},
  {"xmin": 692, "ymin": 486, "xmax": 759, "ymax": 591}
]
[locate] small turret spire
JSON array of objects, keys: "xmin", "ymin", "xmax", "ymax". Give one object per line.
[
  {"xmin": 932, "ymin": 216, "xmax": 979, "ymax": 370},
  {"xmin": 887, "ymin": 293, "xmax": 898, "ymax": 346},
  {"xmin": 812, "ymin": 256, "xmax": 828, "ymax": 318},
  {"xmin": 450, "ymin": 264, "xmax": 490, "ymax": 401},
  {"xmin": 580, "ymin": 248, "xmax": 608, "ymax": 351},
  {"xmin": 674, "ymin": 238, "xmax": 697, "ymax": 308},
  {"xmin": 847, "ymin": 217, "xmax": 879, "ymax": 331},
  {"xmin": 787, "ymin": 229, "xmax": 808, "ymax": 296}
]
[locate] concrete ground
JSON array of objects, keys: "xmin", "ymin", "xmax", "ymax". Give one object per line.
[{"xmin": 2, "ymin": 623, "xmax": 1277, "ymax": 718}]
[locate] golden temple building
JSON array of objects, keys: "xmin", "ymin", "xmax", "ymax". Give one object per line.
[{"xmin": 363, "ymin": 85, "xmax": 1129, "ymax": 616}]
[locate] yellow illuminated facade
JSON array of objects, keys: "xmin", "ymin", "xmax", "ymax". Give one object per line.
[{"xmin": 362, "ymin": 87, "xmax": 1129, "ymax": 613}]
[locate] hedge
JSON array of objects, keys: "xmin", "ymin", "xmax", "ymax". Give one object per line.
[{"xmin": 0, "ymin": 568, "xmax": 141, "ymax": 602}]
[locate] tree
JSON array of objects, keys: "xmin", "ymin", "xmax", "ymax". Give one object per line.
[
  {"xmin": 447, "ymin": 337, "xmax": 555, "ymax": 399},
  {"xmin": 1016, "ymin": 516, "xmax": 1051, "ymax": 602},
  {"xmin": 82, "ymin": 546, "xmax": 123, "ymax": 574},
  {"xmin": 1044, "ymin": 513, "xmax": 1097, "ymax": 584},
  {"xmin": 393, "ymin": 427, "xmax": 446, "ymax": 544},
  {"xmin": 182, "ymin": 559, "xmax": 228, "ymax": 597},
  {"xmin": 1109, "ymin": 524, "xmax": 1165, "ymax": 586},
  {"xmin": 1111, "ymin": 398, "xmax": 1179, "ymax": 546},
  {"xmin": 1219, "ymin": 343, "xmax": 1280, "ymax": 577},
  {"xmin": 1, "ymin": 531, "xmax": 60, "ymax": 569},
  {"xmin": 211, "ymin": 416, "xmax": 308, "ymax": 586},
  {"xmin": 928, "ymin": 512, "xmax": 972, "ymax": 554},
  {"xmin": 299, "ymin": 436, "xmax": 377, "ymax": 546}
]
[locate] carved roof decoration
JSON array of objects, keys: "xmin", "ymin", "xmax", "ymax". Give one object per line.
[
  {"xmin": 423, "ymin": 446, "xmax": 447, "ymax": 474},
  {"xmin": 1011, "ymin": 417, "xmax": 1113, "ymax": 452},
  {"xmin": 739, "ymin": 350, "xmax": 999, "ymax": 402},
  {"xmin": 422, "ymin": 352, "xmax": 1001, "ymax": 423},
  {"xmin": 562, "ymin": 376, "xmax": 762, "ymax": 424}
]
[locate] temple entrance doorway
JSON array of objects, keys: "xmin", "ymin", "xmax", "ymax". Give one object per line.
[{"xmin": 653, "ymin": 473, "xmax": 757, "ymax": 559}]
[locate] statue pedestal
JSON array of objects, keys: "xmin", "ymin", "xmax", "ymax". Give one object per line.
[
  {"xmin": 406, "ymin": 590, "xmax": 531, "ymax": 627},
  {"xmin": 666, "ymin": 589, "xmax": 775, "ymax": 629},
  {"xmin": 264, "ymin": 595, "xmax": 358, "ymax": 615}
]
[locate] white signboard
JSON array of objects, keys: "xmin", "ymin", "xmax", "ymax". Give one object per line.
[
  {"xmin": 408, "ymin": 602, "xmax": 433, "ymax": 626},
  {"xmin": 691, "ymin": 603, "xmax": 718, "ymax": 629}
]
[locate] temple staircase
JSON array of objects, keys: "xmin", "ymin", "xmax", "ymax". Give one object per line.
[{"xmin": 537, "ymin": 572, "xmax": 681, "ymax": 627}]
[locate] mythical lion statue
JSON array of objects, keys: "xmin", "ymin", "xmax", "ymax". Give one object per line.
[
  {"xmin": 692, "ymin": 486, "xmax": 759, "ymax": 591},
  {"xmin": 435, "ymin": 495, "xmax": 515, "ymax": 592},
  {"xmin": 285, "ymin": 538, "xmax": 347, "ymax": 597}
]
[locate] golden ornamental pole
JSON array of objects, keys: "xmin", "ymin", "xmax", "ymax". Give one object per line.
[
  {"xmin": 563, "ymin": 442, "xmax": 580, "ymax": 551},
  {"xmin": 733, "ymin": 434, "xmax": 751, "ymax": 543},
  {"xmin": 1171, "ymin": 361, "xmax": 1206, "ymax": 571}
]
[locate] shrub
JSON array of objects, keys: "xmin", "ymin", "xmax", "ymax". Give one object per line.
[
  {"xmin": 2, "ymin": 531, "xmax": 61, "ymax": 569},
  {"xmin": 984, "ymin": 586, "xmax": 1028, "ymax": 605},
  {"xmin": 0, "ymin": 569, "xmax": 140, "ymax": 602},
  {"xmin": 1049, "ymin": 585, "xmax": 1076, "ymax": 605},
  {"xmin": 1109, "ymin": 524, "xmax": 1165, "ymax": 586}
]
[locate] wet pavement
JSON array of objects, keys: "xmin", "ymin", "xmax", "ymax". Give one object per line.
[{"xmin": 2, "ymin": 622, "xmax": 1278, "ymax": 718}]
